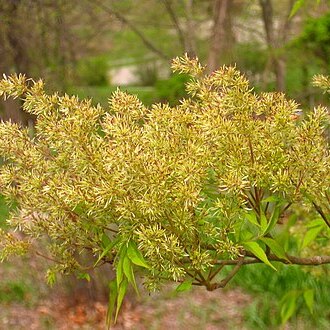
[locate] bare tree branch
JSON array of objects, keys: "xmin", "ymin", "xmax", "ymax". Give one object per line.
[
  {"xmin": 312, "ymin": 201, "xmax": 330, "ymax": 228},
  {"xmin": 215, "ymin": 253, "xmax": 330, "ymax": 266},
  {"xmin": 162, "ymin": 0, "xmax": 186, "ymax": 52},
  {"xmin": 210, "ymin": 255, "xmax": 245, "ymax": 290},
  {"xmin": 87, "ymin": 0, "xmax": 170, "ymax": 60}
]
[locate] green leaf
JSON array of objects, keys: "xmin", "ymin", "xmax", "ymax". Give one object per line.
[
  {"xmin": 286, "ymin": 213, "xmax": 298, "ymax": 228},
  {"xmin": 107, "ymin": 279, "xmax": 118, "ymax": 328},
  {"xmin": 281, "ymin": 291, "xmax": 298, "ymax": 324},
  {"xmin": 245, "ymin": 211, "xmax": 260, "ymax": 227},
  {"xmin": 127, "ymin": 241, "xmax": 150, "ymax": 269},
  {"xmin": 260, "ymin": 210, "xmax": 268, "ymax": 234},
  {"xmin": 263, "ymin": 204, "xmax": 281, "ymax": 235},
  {"xmin": 307, "ymin": 218, "xmax": 325, "ymax": 228},
  {"xmin": 243, "ymin": 241, "xmax": 277, "ymax": 271},
  {"xmin": 123, "ymin": 256, "xmax": 139, "ymax": 295},
  {"xmin": 116, "ymin": 246, "xmax": 127, "ymax": 288},
  {"xmin": 46, "ymin": 269, "xmax": 57, "ymax": 286},
  {"xmin": 115, "ymin": 277, "xmax": 128, "ymax": 322},
  {"xmin": 289, "ymin": 0, "xmax": 305, "ymax": 18},
  {"xmin": 259, "ymin": 237, "xmax": 289, "ymax": 262},
  {"xmin": 77, "ymin": 272, "xmax": 91, "ymax": 282},
  {"xmin": 261, "ymin": 195, "xmax": 280, "ymax": 203},
  {"xmin": 94, "ymin": 236, "xmax": 120, "ymax": 267},
  {"xmin": 301, "ymin": 225, "xmax": 323, "ymax": 249},
  {"xmin": 303, "ymin": 289, "xmax": 314, "ymax": 314},
  {"xmin": 176, "ymin": 279, "xmax": 193, "ymax": 292},
  {"xmin": 101, "ymin": 233, "xmax": 112, "ymax": 248}
]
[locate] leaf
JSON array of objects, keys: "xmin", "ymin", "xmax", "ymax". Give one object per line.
[
  {"xmin": 123, "ymin": 256, "xmax": 139, "ymax": 295},
  {"xmin": 94, "ymin": 236, "xmax": 120, "ymax": 267},
  {"xmin": 176, "ymin": 279, "xmax": 193, "ymax": 292},
  {"xmin": 115, "ymin": 277, "xmax": 128, "ymax": 322},
  {"xmin": 301, "ymin": 225, "xmax": 323, "ymax": 250},
  {"xmin": 261, "ymin": 195, "xmax": 280, "ymax": 203},
  {"xmin": 116, "ymin": 246, "xmax": 127, "ymax": 288},
  {"xmin": 289, "ymin": 0, "xmax": 305, "ymax": 18},
  {"xmin": 107, "ymin": 279, "xmax": 118, "ymax": 328},
  {"xmin": 77, "ymin": 272, "xmax": 91, "ymax": 282},
  {"xmin": 259, "ymin": 237, "xmax": 289, "ymax": 262},
  {"xmin": 307, "ymin": 218, "xmax": 325, "ymax": 228},
  {"xmin": 286, "ymin": 213, "xmax": 298, "ymax": 228},
  {"xmin": 245, "ymin": 212, "xmax": 260, "ymax": 227},
  {"xmin": 260, "ymin": 210, "xmax": 268, "ymax": 234},
  {"xmin": 263, "ymin": 204, "xmax": 281, "ymax": 235},
  {"xmin": 281, "ymin": 291, "xmax": 298, "ymax": 324},
  {"xmin": 243, "ymin": 241, "xmax": 277, "ymax": 271},
  {"xmin": 127, "ymin": 241, "xmax": 150, "ymax": 269},
  {"xmin": 101, "ymin": 233, "xmax": 112, "ymax": 248},
  {"xmin": 303, "ymin": 289, "xmax": 314, "ymax": 314}
]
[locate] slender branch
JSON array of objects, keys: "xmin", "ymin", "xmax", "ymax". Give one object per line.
[
  {"xmin": 162, "ymin": 0, "xmax": 186, "ymax": 52},
  {"xmin": 210, "ymin": 256, "xmax": 245, "ymax": 290},
  {"xmin": 35, "ymin": 251, "xmax": 64, "ymax": 264},
  {"xmin": 282, "ymin": 202, "xmax": 292, "ymax": 214},
  {"xmin": 87, "ymin": 0, "xmax": 169, "ymax": 60},
  {"xmin": 312, "ymin": 201, "xmax": 330, "ymax": 228},
  {"xmin": 247, "ymin": 136, "xmax": 254, "ymax": 165},
  {"xmin": 208, "ymin": 264, "xmax": 225, "ymax": 282},
  {"xmin": 215, "ymin": 253, "xmax": 330, "ymax": 266},
  {"xmin": 102, "ymin": 225, "xmax": 118, "ymax": 234}
]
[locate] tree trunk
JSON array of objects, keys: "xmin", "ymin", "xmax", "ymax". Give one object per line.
[
  {"xmin": 184, "ymin": 0, "xmax": 197, "ymax": 57},
  {"xmin": 0, "ymin": 0, "xmax": 33, "ymax": 125},
  {"xmin": 259, "ymin": 0, "xmax": 293, "ymax": 92},
  {"xmin": 207, "ymin": 0, "xmax": 231, "ymax": 73}
]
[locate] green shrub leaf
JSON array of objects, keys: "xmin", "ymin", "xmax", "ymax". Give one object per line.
[
  {"xmin": 259, "ymin": 237, "xmax": 289, "ymax": 262},
  {"xmin": 301, "ymin": 225, "xmax": 323, "ymax": 250},
  {"xmin": 176, "ymin": 279, "xmax": 193, "ymax": 292},
  {"xmin": 115, "ymin": 278, "xmax": 128, "ymax": 322},
  {"xmin": 243, "ymin": 241, "xmax": 277, "ymax": 271},
  {"xmin": 127, "ymin": 241, "xmax": 150, "ymax": 269},
  {"xmin": 123, "ymin": 256, "xmax": 139, "ymax": 295}
]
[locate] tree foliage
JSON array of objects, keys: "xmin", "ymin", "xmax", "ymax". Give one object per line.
[{"xmin": 0, "ymin": 55, "xmax": 329, "ymax": 325}]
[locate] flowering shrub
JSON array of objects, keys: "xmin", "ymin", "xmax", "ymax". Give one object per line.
[{"xmin": 0, "ymin": 55, "xmax": 329, "ymax": 324}]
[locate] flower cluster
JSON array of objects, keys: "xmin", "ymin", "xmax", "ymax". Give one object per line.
[{"xmin": 0, "ymin": 56, "xmax": 329, "ymax": 293}]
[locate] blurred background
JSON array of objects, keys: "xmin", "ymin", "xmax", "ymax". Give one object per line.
[{"xmin": 0, "ymin": 0, "xmax": 329, "ymax": 329}]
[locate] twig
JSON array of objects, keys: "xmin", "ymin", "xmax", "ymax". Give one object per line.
[
  {"xmin": 86, "ymin": 0, "xmax": 169, "ymax": 60},
  {"xmin": 210, "ymin": 256, "xmax": 245, "ymax": 290},
  {"xmin": 215, "ymin": 253, "xmax": 330, "ymax": 266},
  {"xmin": 35, "ymin": 251, "xmax": 64, "ymax": 264},
  {"xmin": 312, "ymin": 202, "xmax": 330, "ymax": 228}
]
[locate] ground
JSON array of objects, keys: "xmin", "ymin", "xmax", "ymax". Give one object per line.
[{"xmin": 0, "ymin": 285, "xmax": 251, "ymax": 330}]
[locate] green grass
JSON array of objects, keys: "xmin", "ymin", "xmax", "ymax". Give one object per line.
[
  {"xmin": 230, "ymin": 263, "xmax": 330, "ymax": 329},
  {"xmin": 68, "ymin": 85, "xmax": 156, "ymax": 107},
  {"xmin": 0, "ymin": 281, "xmax": 30, "ymax": 303}
]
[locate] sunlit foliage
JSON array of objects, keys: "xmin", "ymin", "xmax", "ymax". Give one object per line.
[{"xmin": 0, "ymin": 55, "xmax": 329, "ymax": 324}]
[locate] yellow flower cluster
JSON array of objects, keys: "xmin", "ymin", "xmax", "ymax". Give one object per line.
[{"xmin": 0, "ymin": 55, "xmax": 329, "ymax": 289}]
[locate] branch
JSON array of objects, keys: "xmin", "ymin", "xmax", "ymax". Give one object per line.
[
  {"xmin": 87, "ymin": 0, "xmax": 170, "ymax": 60},
  {"xmin": 206, "ymin": 255, "xmax": 245, "ymax": 291},
  {"xmin": 216, "ymin": 253, "xmax": 330, "ymax": 266},
  {"xmin": 312, "ymin": 201, "xmax": 330, "ymax": 228},
  {"xmin": 162, "ymin": 0, "xmax": 186, "ymax": 52}
]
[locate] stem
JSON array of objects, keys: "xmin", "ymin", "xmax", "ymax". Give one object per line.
[
  {"xmin": 35, "ymin": 251, "xmax": 64, "ymax": 264},
  {"xmin": 216, "ymin": 253, "xmax": 330, "ymax": 266},
  {"xmin": 312, "ymin": 202, "xmax": 330, "ymax": 228},
  {"xmin": 208, "ymin": 264, "xmax": 225, "ymax": 282},
  {"xmin": 210, "ymin": 256, "xmax": 245, "ymax": 290}
]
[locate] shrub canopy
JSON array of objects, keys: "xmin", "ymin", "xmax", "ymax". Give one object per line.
[{"xmin": 0, "ymin": 55, "xmax": 329, "ymax": 322}]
